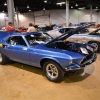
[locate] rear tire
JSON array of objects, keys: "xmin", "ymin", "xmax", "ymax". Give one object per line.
[
  {"xmin": 0, "ymin": 52, "xmax": 8, "ymax": 65},
  {"xmin": 43, "ymin": 60, "xmax": 64, "ymax": 82},
  {"xmin": 89, "ymin": 41, "xmax": 100, "ymax": 53}
]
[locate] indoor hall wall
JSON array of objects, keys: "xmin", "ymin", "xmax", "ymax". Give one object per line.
[
  {"xmin": 0, "ymin": 13, "xmax": 7, "ymax": 27},
  {"xmin": 50, "ymin": 9, "xmax": 98, "ymax": 25},
  {"xmin": 18, "ymin": 12, "xmax": 35, "ymax": 28},
  {"xmin": 19, "ymin": 9, "xmax": 99, "ymax": 27}
]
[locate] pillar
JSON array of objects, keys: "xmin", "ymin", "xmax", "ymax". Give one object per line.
[
  {"xmin": 16, "ymin": 7, "xmax": 20, "ymax": 28},
  {"xmin": 90, "ymin": 4, "xmax": 92, "ymax": 22},
  {"xmin": 66, "ymin": 0, "xmax": 69, "ymax": 27},
  {"xmin": 7, "ymin": 0, "xmax": 15, "ymax": 27}
]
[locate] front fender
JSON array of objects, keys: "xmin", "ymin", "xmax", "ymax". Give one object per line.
[{"xmin": 40, "ymin": 56, "xmax": 72, "ymax": 69}]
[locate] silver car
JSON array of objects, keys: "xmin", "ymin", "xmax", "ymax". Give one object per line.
[
  {"xmin": 68, "ymin": 28, "xmax": 100, "ymax": 52},
  {"xmin": 47, "ymin": 27, "xmax": 89, "ymax": 38}
]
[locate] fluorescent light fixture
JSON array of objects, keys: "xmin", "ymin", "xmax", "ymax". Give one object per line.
[
  {"xmin": 60, "ymin": 4, "xmax": 62, "ymax": 6},
  {"xmin": 75, "ymin": 3, "xmax": 78, "ymax": 6},
  {"xmin": 78, "ymin": 7, "xmax": 85, "ymax": 10},
  {"xmin": 27, "ymin": 5, "xmax": 29, "ymax": 8},
  {"xmin": 56, "ymin": 2, "xmax": 65, "ymax": 5},
  {"xmin": 71, "ymin": 6, "xmax": 73, "ymax": 8},
  {"xmin": 29, "ymin": 10, "xmax": 31, "ymax": 11},
  {"xmin": 44, "ymin": 0, "xmax": 47, "ymax": 3},
  {"xmin": 4, "ymin": 2, "xmax": 7, "ymax": 6}
]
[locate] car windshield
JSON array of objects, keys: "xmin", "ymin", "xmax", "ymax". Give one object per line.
[
  {"xmin": 59, "ymin": 28, "xmax": 73, "ymax": 34},
  {"xmin": 59, "ymin": 28, "xmax": 89, "ymax": 34},
  {"xmin": 25, "ymin": 33, "xmax": 53, "ymax": 46},
  {"xmin": 89, "ymin": 29, "xmax": 100, "ymax": 35},
  {"xmin": 80, "ymin": 28, "xmax": 89, "ymax": 33}
]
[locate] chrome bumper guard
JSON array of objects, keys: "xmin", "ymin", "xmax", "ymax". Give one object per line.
[{"xmin": 65, "ymin": 53, "xmax": 97, "ymax": 71}]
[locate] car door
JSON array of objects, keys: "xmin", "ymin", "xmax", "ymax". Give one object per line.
[
  {"xmin": 68, "ymin": 34, "xmax": 89, "ymax": 43},
  {"xmin": 3, "ymin": 36, "xmax": 30, "ymax": 65}
]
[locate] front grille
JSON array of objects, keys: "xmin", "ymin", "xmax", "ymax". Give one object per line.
[{"xmin": 80, "ymin": 53, "xmax": 94, "ymax": 64}]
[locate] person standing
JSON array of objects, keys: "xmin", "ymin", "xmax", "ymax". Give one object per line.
[
  {"xmin": 27, "ymin": 23, "xmax": 36, "ymax": 32},
  {"xmin": 5, "ymin": 22, "xmax": 15, "ymax": 31}
]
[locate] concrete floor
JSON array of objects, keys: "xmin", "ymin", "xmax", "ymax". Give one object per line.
[{"xmin": 0, "ymin": 55, "xmax": 100, "ymax": 100}]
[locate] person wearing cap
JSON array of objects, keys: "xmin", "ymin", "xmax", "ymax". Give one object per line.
[{"xmin": 5, "ymin": 22, "xmax": 15, "ymax": 31}]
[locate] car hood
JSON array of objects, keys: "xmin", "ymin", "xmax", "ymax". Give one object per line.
[
  {"xmin": 31, "ymin": 44, "xmax": 84, "ymax": 59},
  {"xmin": 47, "ymin": 23, "xmax": 94, "ymax": 45},
  {"xmin": 47, "ymin": 27, "xmax": 85, "ymax": 45}
]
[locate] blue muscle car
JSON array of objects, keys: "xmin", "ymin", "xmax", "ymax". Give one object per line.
[{"xmin": 0, "ymin": 28, "xmax": 97, "ymax": 82}]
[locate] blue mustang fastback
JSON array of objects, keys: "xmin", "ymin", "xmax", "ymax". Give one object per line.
[{"xmin": 0, "ymin": 27, "xmax": 97, "ymax": 82}]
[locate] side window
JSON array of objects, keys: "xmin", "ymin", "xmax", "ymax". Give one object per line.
[
  {"xmin": 90, "ymin": 30, "xmax": 100, "ymax": 35},
  {"xmin": 6, "ymin": 36, "xmax": 27, "ymax": 46},
  {"xmin": 96, "ymin": 30, "xmax": 100, "ymax": 34}
]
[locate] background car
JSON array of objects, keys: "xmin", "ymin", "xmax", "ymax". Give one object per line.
[
  {"xmin": 68, "ymin": 28, "xmax": 100, "ymax": 52},
  {"xmin": 47, "ymin": 26, "xmax": 89, "ymax": 38},
  {"xmin": 0, "ymin": 28, "xmax": 96, "ymax": 82}
]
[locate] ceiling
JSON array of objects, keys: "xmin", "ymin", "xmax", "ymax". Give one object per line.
[{"xmin": 0, "ymin": 0, "xmax": 100, "ymax": 13}]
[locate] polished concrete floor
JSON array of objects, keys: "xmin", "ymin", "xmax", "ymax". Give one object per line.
[{"xmin": 0, "ymin": 54, "xmax": 100, "ymax": 100}]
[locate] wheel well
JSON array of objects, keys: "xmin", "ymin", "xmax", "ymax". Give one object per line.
[
  {"xmin": 88, "ymin": 41, "xmax": 99, "ymax": 44},
  {"xmin": 40, "ymin": 58, "xmax": 63, "ymax": 70}
]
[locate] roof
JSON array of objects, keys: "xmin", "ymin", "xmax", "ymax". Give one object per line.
[
  {"xmin": 58, "ymin": 26, "xmax": 79, "ymax": 30},
  {"xmin": 11, "ymin": 32, "xmax": 41, "ymax": 36},
  {"xmin": 0, "ymin": 0, "xmax": 100, "ymax": 13}
]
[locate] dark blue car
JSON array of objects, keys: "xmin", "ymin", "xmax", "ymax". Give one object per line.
[{"xmin": 0, "ymin": 28, "xmax": 97, "ymax": 82}]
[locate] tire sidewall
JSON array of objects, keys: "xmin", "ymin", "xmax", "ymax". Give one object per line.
[
  {"xmin": 89, "ymin": 41, "xmax": 100, "ymax": 52},
  {"xmin": 0, "ymin": 52, "xmax": 8, "ymax": 65},
  {"xmin": 43, "ymin": 60, "xmax": 64, "ymax": 82}
]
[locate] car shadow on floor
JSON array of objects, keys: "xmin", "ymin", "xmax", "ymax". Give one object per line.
[
  {"xmin": 10, "ymin": 62, "xmax": 95, "ymax": 83},
  {"xmin": 63, "ymin": 64, "xmax": 95, "ymax": 83},
  {"xmin": 10, "ymin": 62, "xmax": 44, "ymax": 76}
]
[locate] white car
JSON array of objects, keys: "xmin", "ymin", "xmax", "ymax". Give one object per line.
[{"xmin": 47, "ymin": 26, "xmax": 89, "ymax": 38}]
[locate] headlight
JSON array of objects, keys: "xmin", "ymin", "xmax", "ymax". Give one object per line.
[{"xmin": 80, "ymin": 47, "xmax": 89, "ymax": 54}]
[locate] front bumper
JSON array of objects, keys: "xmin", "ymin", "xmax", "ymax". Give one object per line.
[{"xmin": 65, "ymin": 53, "xmax": 97, "ymax": 71}]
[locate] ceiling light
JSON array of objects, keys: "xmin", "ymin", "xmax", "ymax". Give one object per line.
[
  {"xmin": 44, "ymin": 0, "xmax": 47, "ymax": 3},
  {"xmin": 29, "ymin": 10, "xmax": 31, "ymax": 11},
  {"xmin": 60, "ymin": 4, "xmax": 62, "ymax": 6},
  {"xmin": 4, "ymin": 2, "xmax": 7, "ymax": 6},
  {"xmin": 71, "ymin": 6, "xmax": 73, "ymax": 8},
  {"xmin": 60, "ymin": 2, "xmax": 65, "ymax": 4},
  {"xmin": 78, "ymin": 7, "xmax": 85, "ymax": 10},
  {"xmin": 75, "ymin": 3, "xmax": 78, "ymax": 6},
  {"xmin": 27, "ymin": 5, "xmax": 29, "ymax": 8},
  {"xmin": 56, "ymin": 2, "xmax": 65, "ymax": 5},
  {"xmin": 43, "ymin": 8, "xmax": 45, "ymax": 10}
]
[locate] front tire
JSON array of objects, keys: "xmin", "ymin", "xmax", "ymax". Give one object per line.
[
  {"xmin": 0, "ymin": 52, "xmax": 8, "ymax": 65},
  {"xmin": 43, "ymin": 60, "xmax": 64, "ymax": 82},
  {"xmin": 89, "ymin": 41, "xmax": 100, "ymax": 52}
]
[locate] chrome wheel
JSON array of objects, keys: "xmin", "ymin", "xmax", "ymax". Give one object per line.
[
  {"xmin": 0, "ymin": 53, "xmax": 2, "ymax": 62},
  {"xmin": 91, "ymin": 43, "xmax": 98, "ymax": 51},
  {"xmin": 46, "ymin": 64, "xmax": 58, "ymax": 79}
]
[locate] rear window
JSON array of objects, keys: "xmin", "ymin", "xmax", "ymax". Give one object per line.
[{"xmin": 59, "ymin": 28, "xmax": 73, "ymax": 34}]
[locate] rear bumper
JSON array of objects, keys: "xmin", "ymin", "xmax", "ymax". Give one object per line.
[{"xmin": 65, "ymin": 53, "xmax": 97, "ymax": 71}]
